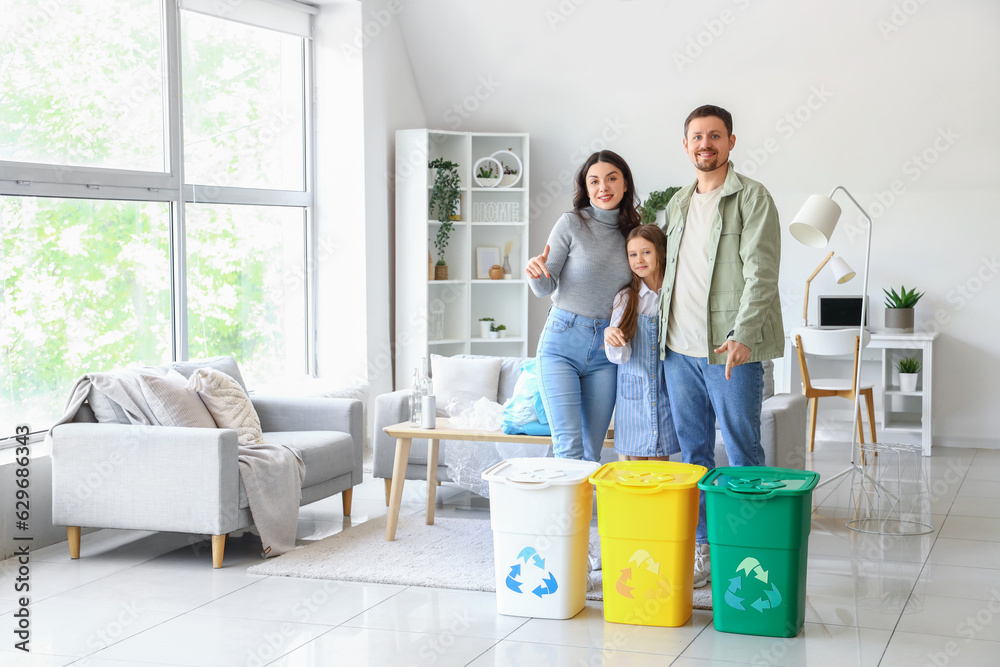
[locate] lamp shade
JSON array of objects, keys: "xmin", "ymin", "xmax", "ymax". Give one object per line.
[
  {"xmin": 829, "ymin": 256, "xmax": 856, "ymax": 283},
  {"xmin": 790, "ymin": 195, "xmax": 842, "ymax": 248}
]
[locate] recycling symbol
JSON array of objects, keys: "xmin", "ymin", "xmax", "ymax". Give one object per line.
[
  {"xmin": 725, "ymin": 556, "xmax": 783, "ymax": 613},
  {"xmin": 505, "ymin": 547, "xmax": 558, "ymax": 598},
  {"xmin": 616, "ymin": 549, "xmax": 671, "ymax": 600}
]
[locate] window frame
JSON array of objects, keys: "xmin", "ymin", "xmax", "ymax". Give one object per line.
[{"xmin": 0, "ymin": 0, "xmax": 316, "ymax": 442}]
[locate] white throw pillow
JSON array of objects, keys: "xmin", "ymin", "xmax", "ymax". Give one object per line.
[
  {"xmin": 140, "ymin": 370, "xmax": 218, "ymax": 428},
  {"xmin": 186, "ymin": 368, "xmax": 262, "ymax": 445},
  {"xmin": 430, "ymin": 354, "xmax": 502, "ymax": 416}
]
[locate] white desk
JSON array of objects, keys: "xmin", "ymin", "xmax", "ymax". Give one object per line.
[{"xmin": 783, "ymin": 330, "xmax": 937, "ymax": 456}]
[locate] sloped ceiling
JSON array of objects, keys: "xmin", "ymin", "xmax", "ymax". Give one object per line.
[{"xmin": 392, "ymin": 0, "xmax": 996, "ymax": 193}]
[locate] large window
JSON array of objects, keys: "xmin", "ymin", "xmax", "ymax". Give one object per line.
[
  {"xmin": 182, "ymin": 12, "xmax": 305, "ymax": 191},
  {"xmin": 0, "ymin": 0, "xmax": 314, "ymax": 438},
  {"xmin": 0, "ymin": 0, "xmax": 166, "ymax": 172}
]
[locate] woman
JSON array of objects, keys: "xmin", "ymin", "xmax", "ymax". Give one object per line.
[{"xmin": 526, "ymin": 150, "xmax": 641, "ymax": 462}]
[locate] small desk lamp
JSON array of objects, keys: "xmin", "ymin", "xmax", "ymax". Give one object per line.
[{"xmin": 802, "ymin": 251, "xmax": 856, "ymax": 326}]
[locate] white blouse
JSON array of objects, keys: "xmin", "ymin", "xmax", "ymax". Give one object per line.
[{"xmin": 606, "ymin": 282, "xmax": 661, "ymax": 365}]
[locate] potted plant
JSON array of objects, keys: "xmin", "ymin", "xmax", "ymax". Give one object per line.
[
  {"xmin": 639, "ymin": 187, "xmax": 681, "ymax": 225},
  {"xmin": 429, "ymin": 158, "xmax": 461, "ymax": 279},
  {"xmin": 883, "ymin": 285, "xmax": 923, "ymax": 333},
  {"xmin": 490, "ymin": 322, "xmax": 506, "ymax": 339},
  {"xmin": 896, "ymin": 356, "xmax": 921, "ymax": 392},
  {"xmin": 499, "ymin": 162, "xmax": 519, "ymax": 188},
  {"xmin": 474, "ymin": 159, "xmax": 501, "ymax": 188},
  {"xmin": 478, "ymin": 317, "xmax": 494, "ymax": 338}
]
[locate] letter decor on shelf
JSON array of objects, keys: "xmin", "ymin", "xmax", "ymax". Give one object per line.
[{"xmin": 473, "ymin": 201, "xmax": 521, "ymax": 222}]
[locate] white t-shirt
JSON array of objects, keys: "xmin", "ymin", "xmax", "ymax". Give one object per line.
[
  {"xmin": 666, "ymin": 186, "xmax": 725, "ymax": 357},
  {"xmin": 606, "ymin": 282, "xmax": 660, "ymax": 365}
]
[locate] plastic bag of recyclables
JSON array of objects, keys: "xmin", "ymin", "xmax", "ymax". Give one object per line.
[
  {"xmin": 500, "ymin": 358, "xmax": 550, "ymax": 436},
  {"xmin": 439, "ymin": 359, "xmax": 552, "ymax": 497},
  {"xmin": 444, "ymin": 395, "xmax": 505, "ymax": 431}
]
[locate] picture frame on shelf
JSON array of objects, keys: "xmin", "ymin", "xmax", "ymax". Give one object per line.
[{"xmin": 476, "ymin": 246, "xmax": 501, "ymax": 279}]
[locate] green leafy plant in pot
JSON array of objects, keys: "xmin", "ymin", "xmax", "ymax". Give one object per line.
[
  {"xmin": 429, "ymin": 158, "xmax": 461, "ymax": 279},
  {"xmin": 639, "ymin": 187, "xmax": 681, "ymax": 225},
  {"xmin": 478, "ymin": 317, "xmax": 494, "ymax": 338},
  {"xmin": 883, "ymin": 285, "xmax": 923, "ymax": 333},
  {"xmin": 895, "ymin": 356, "xmax": 921, "ymax": 392}
]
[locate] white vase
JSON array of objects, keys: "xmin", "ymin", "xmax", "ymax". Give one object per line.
[
  {"xmin": 487, "ymin": 331, "xmax": 499, "ymax": 339},
  {"xmin": 899, "ymin": 372, "xmax": 919, "ymax": 392},
  {"xmin": 479, "ymin": 321, "xmax": 492, "ymax": 338}
]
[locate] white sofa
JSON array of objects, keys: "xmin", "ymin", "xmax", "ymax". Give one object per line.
[{"xmin": 373, "ymin": 355, "xmax": 808, "ymax": 500}]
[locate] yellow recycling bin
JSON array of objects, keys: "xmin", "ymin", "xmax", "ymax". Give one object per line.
[{"xmin": 589, "ymin": 461, "xmax": 707, "ymax": 627}]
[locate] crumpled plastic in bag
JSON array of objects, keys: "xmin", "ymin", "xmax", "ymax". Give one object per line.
[{"xmin": 445, "ymin": 396, "xmax": 505, "ymax": 431}]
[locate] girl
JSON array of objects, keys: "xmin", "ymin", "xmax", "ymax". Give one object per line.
[
  {"xmin": 604, "ymin": 224, "xmax": 679, "ymax": 460},
  {"xmin": 526, "ymin": 151, "xmax": 640, "ymax": 462}
]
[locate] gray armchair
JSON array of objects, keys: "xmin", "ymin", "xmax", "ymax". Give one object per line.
[{"xmin": 50, "ymin": 357, "xmax": 363, "ymax": 567}]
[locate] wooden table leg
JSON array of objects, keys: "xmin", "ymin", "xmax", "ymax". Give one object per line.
[
  {"xmin": 426, "ymin": 438, "xmax": 439, "ymax": 525},
  {"xmin": 385, "ymin": 437, "xmax": 411, "ymax": 541}
]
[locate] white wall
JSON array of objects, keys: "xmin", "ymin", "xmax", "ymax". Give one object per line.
[
  {"xmin": 379, "ymin": 0, "xmax": 1000, "ymax": 447},
  {"xmin": 359, "ymin": 0, "xmax": 427, "ymax": 401},
  {"xmin": 314, "ymin": 0, "xmax": 426, "ymax": 442}
]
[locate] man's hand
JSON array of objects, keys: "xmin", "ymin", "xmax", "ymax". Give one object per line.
[
  {"xmin": 525, "ymin": 244, "xmax": 550, "ymax": 279},
  {"xmin": 604, "ymin": 326, "xmax": 626, "ymax": 348},
  {"xmin": 714, "ymin": 339, "xmax": 751, "ymax": 380}
]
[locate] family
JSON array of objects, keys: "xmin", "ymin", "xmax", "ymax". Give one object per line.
[{"xmin": 525, "ymin": 104, "xmax": 784, "ymax": 590}]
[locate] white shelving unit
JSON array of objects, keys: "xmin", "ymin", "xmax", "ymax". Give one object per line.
[
  {"xmin": 782, "ymin": 330, "xmax": 936, "ymax": 455},
  {"xmin": 874, "ymin": 332, "xmax": 936, "ymax": 456},
  {"xmin": 394, "ymin": 129, "xmax": 530, "ymax": 389}
]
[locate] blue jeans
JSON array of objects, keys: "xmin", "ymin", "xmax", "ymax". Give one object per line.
[
  {"xmin": 537, "ymin": 307, "xmax": 618, "ymax": 462},
  {"xmin": 661, "ymin": 350, "xmax": 764, "ymax": 543}
]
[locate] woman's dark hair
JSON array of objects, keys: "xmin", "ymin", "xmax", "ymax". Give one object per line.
[
  {"xmin": 615, "ymin": 224, "xmax": 667, "ymax": 345},
  {"xmin": 572, "ymin": 150, "xmax": 641, "ymax": 237}
]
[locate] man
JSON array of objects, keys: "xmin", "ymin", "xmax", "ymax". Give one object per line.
[{"xmin": 657, "ymin": 105, "xmax": 784, "ymax": 589}]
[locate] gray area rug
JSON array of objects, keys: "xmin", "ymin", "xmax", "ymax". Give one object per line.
[{"xmin": 248, "ymin": 514, "xmax": 712, "ymax": 610}]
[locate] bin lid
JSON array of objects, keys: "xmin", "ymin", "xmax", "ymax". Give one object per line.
[
  {"xmin": 589, "ymin": 461, "xmax": 707, "ymax": 491},
  {"xmin": 481, "ymin": 457, "xmax": 600, "ymax": 487},
  {"xmin": 698, "ymin": 466, "xmax": 820, "ymax": 495}
]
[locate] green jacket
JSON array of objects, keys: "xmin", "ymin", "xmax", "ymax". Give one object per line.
[{"xmin": 658, "ymin": 162, "xmax": 784, "ymax": 364}]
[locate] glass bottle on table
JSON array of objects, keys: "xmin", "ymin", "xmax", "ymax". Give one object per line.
[
  {"xmin": 419, "ymin": 356, "xmax": 435, "ymax": 428},
  {"xmin": 408, "ymin": 368, "xmax": 422, "ymax": 427}
]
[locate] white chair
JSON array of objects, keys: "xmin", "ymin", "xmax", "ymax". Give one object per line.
[{"xmin": 791, "ymin": 327, "xmax": 877, "ymax": 454}]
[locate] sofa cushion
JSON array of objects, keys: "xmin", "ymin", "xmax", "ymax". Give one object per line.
[
  {"xmin": 140, "ymin": 370, "xmax": 217, "ymax": 428},
  {"xmin": 187, "ymin": 368, "xmax": 262, "ymax": 445},
  {"xmin": 169, "ymin": 356, "xmax": 248, "ymax": 392},
  {"xmin": 430, "ymin": 354, "xmax": 502, "ymax": 415},
  {"xmin": 263, "ymin": 431, "xmax": 356, "ymax": 488},
  {"xmin": 454, "ymin": 355, "xmax": 524, "ymax": 403}
]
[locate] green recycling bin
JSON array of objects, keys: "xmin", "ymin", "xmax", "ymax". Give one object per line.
[{"xmin": 698, "ymin": 467, "xmax": 820, "ymax": 638}]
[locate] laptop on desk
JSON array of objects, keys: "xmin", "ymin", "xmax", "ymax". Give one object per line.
[{"xmin": 817, "ymin": 295, "xmax": 868, "ymax": 328}]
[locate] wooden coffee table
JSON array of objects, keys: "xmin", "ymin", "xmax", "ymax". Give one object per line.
[{"xmin": 382, "ymin": 419, "xmax": 614, "ymax": 541}]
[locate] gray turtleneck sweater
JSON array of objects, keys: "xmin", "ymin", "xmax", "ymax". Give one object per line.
[{"xmin": 528, "ymin": 206, "xmax": 633, "ymax": 320}]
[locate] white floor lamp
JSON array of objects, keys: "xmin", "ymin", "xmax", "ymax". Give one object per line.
[
  {"xmin": 790, "ymin": 188, "xmax": 933, "ymax": 535},
  {"xmin": 789, "ymin": 187, "xmax": 871, "ymax": 490}
]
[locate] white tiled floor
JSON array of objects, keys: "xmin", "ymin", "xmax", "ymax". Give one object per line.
[{"xmin": 2, "ymin": 441, "xmax": 998, "ymax": 666}]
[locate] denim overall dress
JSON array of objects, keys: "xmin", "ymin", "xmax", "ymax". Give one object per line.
[{"xmin": 614, "ymin": 312, "xmax": 679, "ymax": 457}]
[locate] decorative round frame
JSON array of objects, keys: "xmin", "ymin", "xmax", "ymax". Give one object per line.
[
  {"xmin": 473, "ymin": 156, "xmax": 503, "ymax": 188},
  {"xmin": 491, "ymin": 150, "xmax": 523, "ymax": 188}
]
